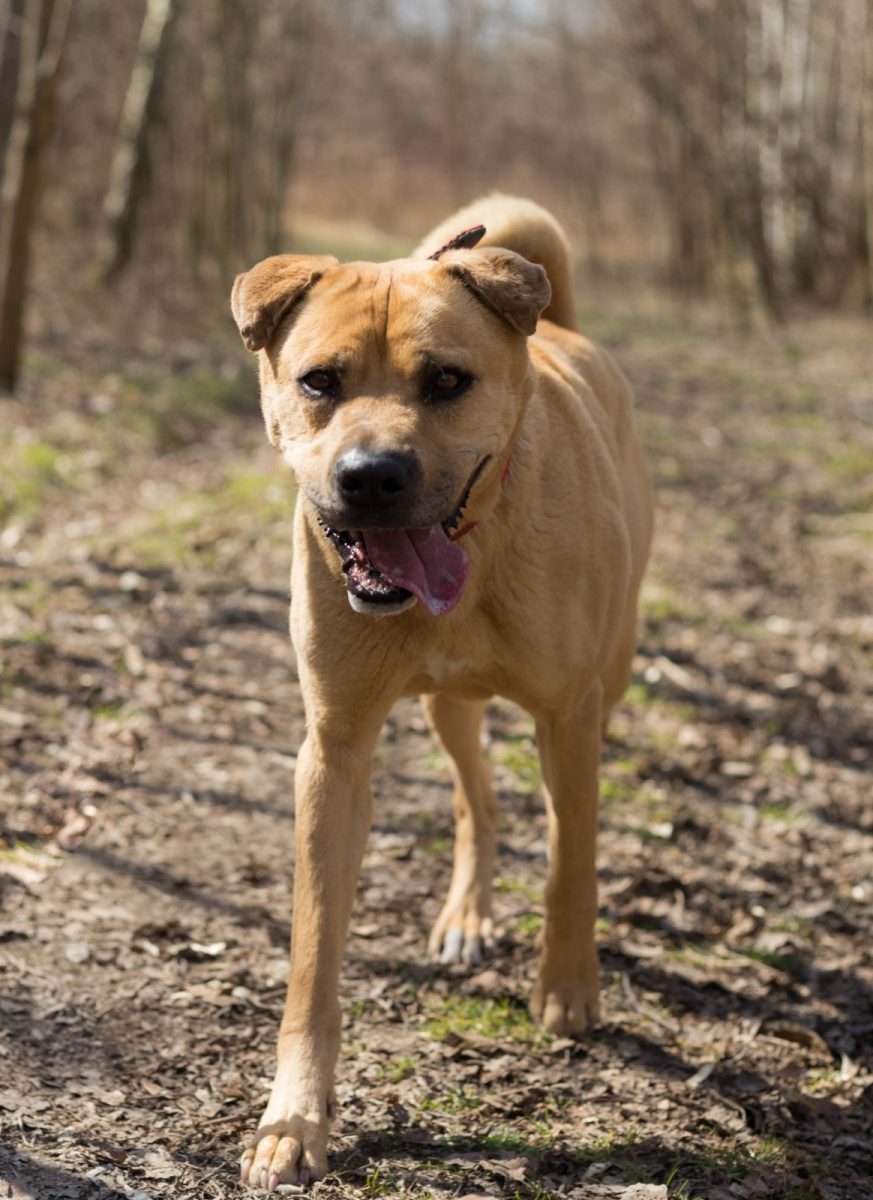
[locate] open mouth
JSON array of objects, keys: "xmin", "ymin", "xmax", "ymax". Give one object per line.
[
  {"xmin": 316, "ymin": 457, "xmax": 490, "ymax": 616},
  {"xmin": 317, "ymin": 524, "xmax": 413, "ymax": 608}
]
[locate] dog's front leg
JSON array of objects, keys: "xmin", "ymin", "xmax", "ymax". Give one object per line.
[
  {"xmin": 241, "ymin": 729, "xmax": 374, "ymax": 1190},
  {"xmin": 530, "ymin": 685, "xmax": 603, "ymax": 1036}
]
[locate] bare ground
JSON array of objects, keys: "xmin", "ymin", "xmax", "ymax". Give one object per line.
[{"xmin": 1, "ymin": 300, "xmax": 872, "ymax": 1200}]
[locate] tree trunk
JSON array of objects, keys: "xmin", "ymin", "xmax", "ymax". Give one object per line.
[
  {"xmin": 863, "ymin": 0, "xmax": 873, "ymax": 304},
  {"xmin": 441, "ymin": 0, "xmax": 482, "ymax": 205},
  {"xmin": 759, "ymin": 0, "xmax": 787, "ymax": 287},
  {"xmin": 188, "ymin": 0, "xmax": 315, "ymax": 276},
  {"xmin": 0, "ymin": 0, "xmax": 73, "ymax": 392},
  {"xmin": 100, "ymin": 0, "xmax": 178, "ymax": 280},
  {"xmin": 0, "ymin": 0, "xmax": 26, "ymax": 192},
  {"xmin": 742, "ymin": 0, "xmax": 783, "ymax": 318},
  {"xmin": 550, "ymin": 0, "xmax": 606, "ymax": 274}
]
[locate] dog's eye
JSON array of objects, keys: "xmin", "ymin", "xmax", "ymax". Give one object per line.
[
  {"xmin": 299, "ymin": 369, "xmax": 338, "ymax": 397},
  {"xmin": 429, "ymin": 368, "xmax": 472, "ymax": 401}
]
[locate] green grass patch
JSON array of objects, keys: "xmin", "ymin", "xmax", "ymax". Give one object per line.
[
  {"xmin": 624, "ymin": 679, "xmax": 654, "ymax": 707},
  {"xmin": 377, "ymin": 1055, "xmax": 417, "ymax": 1083},
  {"xmin": 423, "ymin": 747, "xmax": 450, "ymax": 772},
  {"xmin": 495, "ymin": 873, "xmax": 542, "ymax": 900},
  {"xmin": 0, "ymin": 838, "xmax": 62, "ymax": 867},
  {"xmin": 600, "ymin": 775, "xmax": 637, "ymax": 805},
  {"xmin": 113, "ymin": 364, "xmax": 260, "ymax": 452},
  {"xmin": 362, "ymin": 1166, "xmax": 394, "ymax": 1197},
  {"xmin": 420, "ymin": 1083, "xmax": 481, "ymax": 1116},
  {"xmin": 823, "ymin": 443, "xmax": 873, "ymax": 482},
  {"xmin": 759, "ymin": 797, "xmax": 795, "ymax": 819},
  {"xmin": 768, "ymin": 913, "xmax": 814, "ymax": 942},
  {"xmin": 576, "ymin": 304, "xmax": 697, "ymax": 348},
  {"xmin": 442, "ymin": 1104, "xmax": 564, "ymax": 1155},
  {"xmin": 0, "ymin": 436, "xmax": 94, "ymax": 521},
  {"xmin": 623, "ymin": 677, "xmax": 697, "ymax": 722},
  {"xmin": 705, "ymin": 363, "xmax": 821, "ymax": 414},
  {"xmin": 423, "ymin": 993, "xmax": 546, "ymax": 1047},
  {"xmin": 2, "ymin": 365, "xmax": 262, "ymax": 524},
  {"xmin": 573, "ymin": 1125, "xmax": 641, "ymax": 1165},
  {"xmin": 125, "ymin": 495, "xmax": 222, "ymax": 570},
  {"xmin": 472, "ymin": 1128, "xmax": 545, "ymax": 1154},
  {"xmin": 421, "ymin": 835, "xmax": 452, "ymax": 856},
  {"xmin": 17, "ymin": 628, "xmax": 53, "ymax": 647},
  {"xmin": 662, "ymin": 1136, "xmax": 793, "ymax": 1191},
  {"xmin": 803, "ymin": 1064, "xmax": 847, "ymax": 1096},
  {"xmin": 571, "ymin": 1130, "xmax": 795, "ymax": 1197},
  {"xmin": 23, "ymin": 350, "xmax": 66, "ymax": 378},
  {"xmin": 640, "ymin": 583, "xmax": 699, "ymax": 624},
  {"xmin": 493, "ymin": 734, "xmax": 540, "ymax": 795},
  {"xmin": 122, "ymin": 466, "xmax": 295, "ymax": 570},
  {"xmin": 736, "ymin": 946, "xmax": 809, "ymax": 978}
]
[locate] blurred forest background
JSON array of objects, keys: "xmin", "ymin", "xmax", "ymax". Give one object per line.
[{"xmin": 3, "ymin": 0, "xmax": 873, "ymax": 386}]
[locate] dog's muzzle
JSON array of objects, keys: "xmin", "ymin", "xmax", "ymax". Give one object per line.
[{"xmin": 316, "ymin": 457, "xmax": 492, "ymax": 618}]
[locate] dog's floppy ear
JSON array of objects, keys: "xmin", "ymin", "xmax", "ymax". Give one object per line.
[
  {"xmin": 440, "ymin": 247, "xmax": 551, "ymax": 336},
  {"xmin": 231, "ymin": 254, "xmax": 339, "ymax": 352}
]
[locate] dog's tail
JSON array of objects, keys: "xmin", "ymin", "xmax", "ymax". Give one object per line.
[{"xmin": 413, "ymin": 194, "xmax": 578, "ymax": 332}]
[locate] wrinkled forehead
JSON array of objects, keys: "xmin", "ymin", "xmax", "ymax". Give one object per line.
[{"xmin": 282, "ymin": 259, "xmax": 488, "ymax": 370}]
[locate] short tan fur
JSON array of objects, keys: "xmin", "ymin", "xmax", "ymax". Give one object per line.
[{"xmin": 231, "ymin": 195, "xmax": 653, "ymax": 1190}]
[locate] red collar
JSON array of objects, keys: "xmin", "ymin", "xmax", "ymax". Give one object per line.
[{"xmin": 449, "ymin": 454, "xmax": 512, "ymax": 541}]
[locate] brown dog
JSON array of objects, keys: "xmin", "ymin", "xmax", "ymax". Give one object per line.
[{"xmin": 231, "ymin": 195, "xmax": 653, "ymax": 1190}]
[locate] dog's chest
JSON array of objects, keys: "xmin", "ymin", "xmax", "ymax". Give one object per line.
[
  {"xmin": 425, "ymin": 656, "xmax": 464, "ymax": 685},
  {"xmin": 404, "ymin": 653, "xmax": 493, "ymax": 699}
]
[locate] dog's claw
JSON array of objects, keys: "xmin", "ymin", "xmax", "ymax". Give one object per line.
[
  {"xmin": 436, "ymin": 926, "xmax": 488, "ymax": 965},
  {"xmin": 440, "ymin": 927, "xmax": 464, "ymax": 963},
  {"xmin": 240, "ymin": 1117, "xmax": 328, "ymax": 1190},
  {"xmin": 462, "ymin": 933, "xmax": 484, "ymax": 964}
]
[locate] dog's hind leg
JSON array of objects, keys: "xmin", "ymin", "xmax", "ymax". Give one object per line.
[
  {"xmin": 530, "ymin": 684, "xmax": 603, "ymax": 1035},
  {"xmin": 421, "ymin": 693, "xmax": 497, "ymax": 965}
]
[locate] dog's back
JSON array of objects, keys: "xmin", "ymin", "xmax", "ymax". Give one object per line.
[{"xmin": 414, "ymin": 194, "xmax": 578, "ymax": 332}]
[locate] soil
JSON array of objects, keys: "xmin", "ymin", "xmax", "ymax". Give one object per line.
[{"xmin": 1, "ymin": 299, "xmax": 872, "ymax": 1200}]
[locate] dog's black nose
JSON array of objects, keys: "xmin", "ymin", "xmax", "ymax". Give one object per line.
[{"xmin": 335, "ymin": 449, "xmax": 419, "ymax": 511}]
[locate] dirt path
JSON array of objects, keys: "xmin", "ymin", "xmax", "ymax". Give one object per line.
[{"xmin": 2, "ymin": 309, "xmax": 872, "ymax": 1199}]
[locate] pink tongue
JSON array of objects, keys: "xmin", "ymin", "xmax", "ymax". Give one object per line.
[{"xmin": 363, "ymin": 525, "xmax": 470, "ymax": 616}]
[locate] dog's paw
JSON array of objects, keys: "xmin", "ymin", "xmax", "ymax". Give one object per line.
[
  {"xmin": 530, "ymin": 974, "xmax": 600, "ymax": 1036},
  {"xmin": 429, "ymin": 908, "xmax": 493, "ymax": 965},
  {"xmin": 240, "ymin": 1099, "xmax": 333, "ymax": 1191}
]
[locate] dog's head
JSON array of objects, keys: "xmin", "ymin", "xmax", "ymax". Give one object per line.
[{"xmin": 231, "ymin": 247, "xmax": 550, "ymax": 616}]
